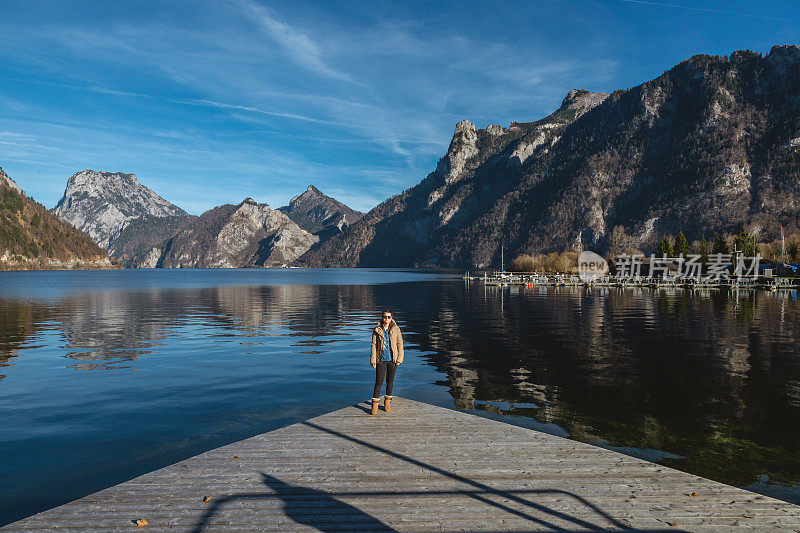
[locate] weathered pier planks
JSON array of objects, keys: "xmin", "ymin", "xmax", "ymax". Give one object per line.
[{"xmin": 4, "ymin": 397, "xmax": 800, "ymax": 531}]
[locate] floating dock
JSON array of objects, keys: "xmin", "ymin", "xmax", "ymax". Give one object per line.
[{"xmin": 4, "ymin": 397, "xmax": 800, "ymax": 531}]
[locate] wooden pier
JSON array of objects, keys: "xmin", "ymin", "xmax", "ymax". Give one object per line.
[{"xmin": 4, "ymin": 397, "xmax": 800, "ymax": 531}]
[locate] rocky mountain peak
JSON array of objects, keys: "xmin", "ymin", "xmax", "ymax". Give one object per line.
[
  {"xmin": 68, "ymin": 169, "xmax": 138, "ymax": 188},
  {"xmin": 0, "ymin": 166, "xmax": 22, "ymax": 194},
  {"xmin": 559, "ymin": 89, "xmax": 610, "ymax": 117},
  {"xmin": 453, "ymin": 119, "xmax": 476, "ymax": 136},
  {"xmin": 52, "ymin": 169, "xmax": 187, "ymax": 249},
  {"xmin": 279, "ymin": 185, "xmax": 363, "ymax": 240},
  {"xmin": 766, "ymin": 44, "xmax": 800, "ymax": 73},
  {"xmin": 288, "ymin": 185, "xmax": 323, "ymax": 206},
  {"xmin": 484, "ymin": 124, "xmax": 505, "ymax": 136},
  {"xmin": 436, "ymin": 120, "xmax": 479, "ymax": 185},
  {"xmin": 768, "ymin": 44, "xmax": 800, "ymax": 60},
  {"xmin": 146, "ymin": 200, "xmax": 317, "ymax": 268},
  {"xmin": 233, "ymin": 198, "xmax": 273, "ymax": 222}
]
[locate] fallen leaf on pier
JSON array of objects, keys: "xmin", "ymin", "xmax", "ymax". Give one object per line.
[
  {"xmin": 135, "ymin": 518, "xmax": 149, "ymax": 526},
  {"xmin": 688, "ymin": 492, "xmax": 698, "ymax": 497},
  {"xmin": 233, "ymin": 456, "xmax": 240, "ymax": 458},
  {"xmin": 203, "ymin": 496, "xmax": 213, "ymax": 503},
  {"xmin": 669, "ymin": 522, "xmax": 677, "ymax": 527}
]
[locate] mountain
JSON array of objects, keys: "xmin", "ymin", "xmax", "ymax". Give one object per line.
[
  {"xmin": 278, "ymin": 185, "xmax": 363, "ymax": 244},
  {"xmin": 129, "ymin": 198, "xmax": 318, "ymax": 268},
  {"xmin": 299, "ymin": 45, "xmax": 800, "ymax": 268},
  {"xmin": 108, "ymin": 214, "xmax": 197, "ymax": 267},
  {"xmin": 0, "ymin": 166, "xmax": 111, "ymax": 269},
  {"xmin": 52, "ymin": 170, "xmax": 187, "ymax": 249},
  {"xmin": 298, "ymin": 89, "xmax": 610, "ymax": 267}
]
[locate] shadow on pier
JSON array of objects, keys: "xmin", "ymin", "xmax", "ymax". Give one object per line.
[{"xmin": 191, "ymin": 411, "xmax": 682, "ymax": 532}]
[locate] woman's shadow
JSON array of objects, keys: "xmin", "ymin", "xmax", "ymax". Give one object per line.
[
  {"xmin": 353, "ymin": 400, "xmax": 372, "ymax": 414},
  {"xmin": 260, "ymin": 473, "xmax": 396, "ymax": 532}
]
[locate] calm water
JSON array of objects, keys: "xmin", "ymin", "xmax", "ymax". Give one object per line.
[{"xmin": 1, "ymin": 269, "xmax": 799, "ymax": 525}]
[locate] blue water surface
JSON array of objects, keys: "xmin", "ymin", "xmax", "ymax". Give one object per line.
[{"xmin": 1, "ymin": 269, "xmax": 799, "ymax": 524}]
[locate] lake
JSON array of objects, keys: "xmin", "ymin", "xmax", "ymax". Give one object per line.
[{"xmin": 1, "ymin": 268, "xmax": 799, "ymax": 525}]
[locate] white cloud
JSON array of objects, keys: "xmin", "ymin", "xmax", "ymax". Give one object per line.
[
  {"xmin": 231, "ymin": 0, "xmax": 357, "ymax": 84},
  {"xmin": 176, "ymin": 98, "xmax": 352, "ymax": 126}
]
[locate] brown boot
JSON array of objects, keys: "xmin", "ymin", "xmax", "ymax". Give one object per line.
[
  {"xmin": 370, "ymin": 398, "xmax": 379, "ymax": 415},
  {"xmin": 384, "ymin": 396, "xmax": 392, "ymax": 412}
]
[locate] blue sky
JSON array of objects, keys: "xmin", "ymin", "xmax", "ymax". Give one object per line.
[{"xmin": 1, "ymin": 0, "xmax": 798, "ymax": 214}]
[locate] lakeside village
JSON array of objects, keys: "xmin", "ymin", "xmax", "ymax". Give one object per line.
[{"xmin": 466, "ymin": 227, "xmax": 800, "ymax": 291}]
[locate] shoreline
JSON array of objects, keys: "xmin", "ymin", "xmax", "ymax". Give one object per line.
[{"xmin": 0, "ymin": 262, "xmax": 121, "ymax": 271}]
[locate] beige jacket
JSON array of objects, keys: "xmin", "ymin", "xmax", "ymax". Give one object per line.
[{"xmin": 371, "ymin": 319, "xmax": 404, "ymax": 365}]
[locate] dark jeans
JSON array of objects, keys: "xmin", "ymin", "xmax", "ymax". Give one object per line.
[{"xmin": 373, "ymin": 360, "xmax": 398, "ymax": 398}]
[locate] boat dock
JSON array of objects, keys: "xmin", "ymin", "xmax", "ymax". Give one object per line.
[
  {"xmin": 4, "ymin": 397, "xmax": 800, "ymax": 531},
  {"xmin": 464, "ymin": 271, "xmax": 800, "ymax": 291}
]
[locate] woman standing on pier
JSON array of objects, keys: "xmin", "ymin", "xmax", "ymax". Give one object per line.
[{"xmin": 370, "ymin": 309, "xmax": 404, "ymax": 415}]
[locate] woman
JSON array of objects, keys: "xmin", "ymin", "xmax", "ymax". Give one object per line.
[{"xmin": 370, "ymin": 309, "xmax": 404, "ymax": 415}]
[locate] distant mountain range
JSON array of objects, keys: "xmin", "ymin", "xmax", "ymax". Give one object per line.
[
  {"xmin": 47, "ymin": 170, "xmax": 363, "ymax": 267},
  {"xmin": 5, "ymin": 45, "xmax": 800, "ymax": 269},
  {"xmin": 301, "ymin": 45, "xmax": 800, "ymax": 268},
  {"xmin": 0, "ymin": 167, "xmax": 111, "ymax": 269}
]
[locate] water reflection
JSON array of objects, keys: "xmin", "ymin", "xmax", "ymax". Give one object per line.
[
  {"xmin": 407, "ymin": 283, "xmax": 800, "ymax": 495},
  {"xmin": 1, "ymin": 284, "xmax": 386, "ymax": 371},
  {"xmin": 0, "ymin": 272, "xmax": 799, "ymax": 526},
  {"xmin": 0, "ymin": 300, "xmax": 53, "ymax": 379},
  {"xmin": 56, "ymin": 291, "xmax": 174, "ymax": 369}
]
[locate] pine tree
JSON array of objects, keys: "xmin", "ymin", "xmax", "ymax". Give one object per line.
[
  {"xmin": 656, "ymin": 236, "xmax": 674, "ymax": 257},
  {"xmin": 712, "ymin": 235, "xmax": 729, "ymax": 255},
  {"xmin": 698, "ymin": 237, "xmax": 709, "ymax": 263},
  {"xmin": 733, "ymin": 225, "xmax": 751, "ymax": 256},
  {"xmin": 674, "ymin": 231, "xmax": 689, "ymax": 257},
  {"xmin": 732, "ymin": 225, "xmax": 762, "ymax": 257}
]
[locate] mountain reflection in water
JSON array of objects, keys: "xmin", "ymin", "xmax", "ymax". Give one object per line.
[{"xmin": 0, "ymin": 269, "xmax": 798, "ymax": 525}]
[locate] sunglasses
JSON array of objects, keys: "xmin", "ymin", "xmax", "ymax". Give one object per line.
[{"xmin": 382, "ymin": 315, "xmax": 392, "ymax": 319}]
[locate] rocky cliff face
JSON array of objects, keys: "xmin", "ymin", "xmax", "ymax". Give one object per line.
[
  {"xmin": 300, "ymin": 45, "xmax": 800, "ymax": 268},
  {"xmin": 52, "ymin": 170, "xmax": 187, "ymax": 249},
  {"xmin": 132, "ymin": 198, "xmax": 318, "ymax": 268},
  {"xmin": 0, "ymin": 167, "xmax": 23, "ymax": 195},
  {"xmin": 108, "ymin": 214, "xmax": 197, "ymax": 267},
  {"xmin": 278, "ymin": 185, "xmax": 363, "ymax": 244},
  {"xmin": 0, "ymin": 165, "xmax": 112, "ymax": 269}
]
